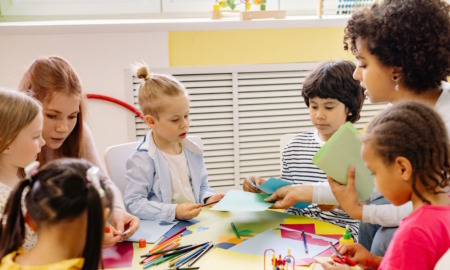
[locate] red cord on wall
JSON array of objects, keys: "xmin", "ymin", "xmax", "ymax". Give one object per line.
[{"xmin": 86, "ymin": 93, "xmax": 144, "ymax": 120}]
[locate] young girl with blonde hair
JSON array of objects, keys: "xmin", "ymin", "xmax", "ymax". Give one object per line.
[{"xmin": 0, "ymin": 88, "xmax": 45, "ymax": 250}]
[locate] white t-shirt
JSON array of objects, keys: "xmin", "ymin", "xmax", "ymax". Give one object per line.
[
  {"xmin": 162, "ymin": 150, "xmax": 196, "ymax": 204},
  {"xmin": 0, "ymin": 182, "xmax": 37, "ymax": 251}
]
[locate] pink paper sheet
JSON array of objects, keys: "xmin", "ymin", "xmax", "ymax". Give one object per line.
[
  {"xmin": 279, "ymin": 223, "xmax": 341, "ymax": 265},
  {"xmin": 102, "ymin": 241, "xmax": 134, "ymax": 269}
]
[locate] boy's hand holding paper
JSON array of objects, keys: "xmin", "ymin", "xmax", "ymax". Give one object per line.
[{"xmin": 312, "ymin": 122, "xmax": 374, "ymax": 201}]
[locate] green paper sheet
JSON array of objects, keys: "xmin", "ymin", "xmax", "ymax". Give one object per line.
[
  {"xmin": 312, "ymin": 122, "xmax": 374, "ymax": 201},
  {"xmin": 211, "ymin": 190, "xmax": 273, "ymax": 212}
]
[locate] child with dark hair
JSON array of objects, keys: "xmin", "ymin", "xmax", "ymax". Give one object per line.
[
  {"xmin": 321, "ymin": 101, "xmax": 450, "ymax": 270},
  {"xmin": 244, "ymin": 60, "xmax": 365, "ymax": 235},
  {"xmin": 0, "ymin": 158, "xmax": 113, "ymax": 270}
]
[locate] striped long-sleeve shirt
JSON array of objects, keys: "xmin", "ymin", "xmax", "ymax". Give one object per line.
[{"xmin": 281, "ymin": 130, "xmax": 359, "ymax": 236}]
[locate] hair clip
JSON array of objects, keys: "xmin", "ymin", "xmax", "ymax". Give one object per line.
[
  {"xmin": 25, "ymin": 161, "xmax": 40, "ymax": 180},
  {"xmin": 145, "ymin": 74, "xmax": 150, "ymax": 80},
  {"xmin": 86, "ymin": 166, "xmax": 105, "ymax": 198}
]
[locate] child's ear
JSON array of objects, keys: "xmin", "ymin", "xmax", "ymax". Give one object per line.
[
  {"xmin": 144, "ymin": 115, "xmax": 156, "ymax": 129},
  {"xmin": 394, "ymin": 156, "xmax": 412, "ymax": 183}
]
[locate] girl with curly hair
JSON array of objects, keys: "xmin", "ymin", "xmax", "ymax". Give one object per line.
[{"xmin": 321, "ymin": 101, "xmax": 450, "ymax": 269}]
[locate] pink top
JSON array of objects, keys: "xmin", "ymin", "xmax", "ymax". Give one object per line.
[{"xmin": 379, "ymin": 205, "xmax": 450, "ymax": 270}]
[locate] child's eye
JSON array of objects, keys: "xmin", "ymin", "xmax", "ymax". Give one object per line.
[
  {"xmin": 68, "ymin": 115, "xmax": 78, "ymax": 120},
  {"xmin": 46, "ymin": 114, "xmax": 57, "ymax": 119},
  {"xmin": 184, "ymin": 115, "xmax": 189, "ymax": 119},
  {"xmin": 171, "ymin": 119, "xmax": 178, "ymax": 123},
  {"xmin": 326, "ymin": 107, "xmax": 335, "ymax": 110}
]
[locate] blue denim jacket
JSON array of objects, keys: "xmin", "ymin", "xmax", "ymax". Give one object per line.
[{"xmin": 124, "ymin": 131, "xmax": 216, "ymax": 221}]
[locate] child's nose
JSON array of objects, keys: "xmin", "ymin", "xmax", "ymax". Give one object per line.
[
  {"xmin": 353, "ymin": 67, "xmax": 361, "ymax": 81},
  {"xmin": 316, "ymin": 111, "xmax": 326, "ymax": 120}
]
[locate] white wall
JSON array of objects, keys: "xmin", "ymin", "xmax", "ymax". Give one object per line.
[{"xmin": 0, "ymin": 24, "xmax": 169, "ymax": 163}]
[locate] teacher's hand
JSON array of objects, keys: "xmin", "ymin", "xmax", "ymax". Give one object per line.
[
  {"xmin": 327, "ymin": 166, "xmax": 363, "ymax": 220},
  {"xmin": 111, "ymin": 207, "xmax": 140, "ymax": 240},
  {"xmin": 264, "ymin": 184, "xmax": 312, "ymax": 209}
]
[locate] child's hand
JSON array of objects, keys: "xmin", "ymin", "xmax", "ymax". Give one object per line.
[
  {"xmin": 242, "ymin": 176, "xmax": 266, "ymax": 193},
  {"xmin": 111, "ymin": 207, "xmax": 140, "ymax": 240},
  {"xmin": 102, "ymin": 225, "xmax": 122, "ymax": 248},
  {"xmin": 205, "ymin": 193, "xmax": 224, "ymax": 205},
  {"xmin": 338, "ymin": 243, "xmax": 382, "ymax": 269},
  {"xmin": 175, "ymin": 203, "xmax": 202, "ymax": 220}
]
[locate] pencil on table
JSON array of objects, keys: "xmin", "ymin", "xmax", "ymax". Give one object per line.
[{"xmin": 302, "ymin": 230, "xmax": 308, "ymax": 254}]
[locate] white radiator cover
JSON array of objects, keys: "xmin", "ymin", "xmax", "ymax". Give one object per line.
[{"xmin": 129, "ymin": 63, "xmax": 386, "ymax": 189}]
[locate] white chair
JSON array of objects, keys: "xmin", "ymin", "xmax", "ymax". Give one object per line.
[
  {"xmin": 104, "ymin": 141, "xmax": 140, "ymax": 195},
  {"xmin": 104, "ymin": 135, "xmax": 203, "ymax": 195}
]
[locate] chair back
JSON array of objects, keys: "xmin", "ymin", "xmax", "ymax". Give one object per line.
[{"xmin": 104, "ymin": 136, "xmax": 203, "ymax": 195}]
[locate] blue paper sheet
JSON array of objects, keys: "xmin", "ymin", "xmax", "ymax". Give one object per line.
[
  {"xmin": 256, "ymin": 177, "xmax": 310, "ymax": 209},
  {"xmin": 211, "ymin": 190, "xmax": 273, "ymax": 212},
  {"xmin": 125, "ymin": 219, "xmax": 177, "ymax": 243}
]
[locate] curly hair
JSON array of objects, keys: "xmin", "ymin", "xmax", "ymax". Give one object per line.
[
  {"xmin": 344, "ymin": 0, "xmax": 450, "ymax": 92},
  {"xmin": 302, "ymin": 60, "xmax": 365, "ymax": 123},
  {"xmin": 362, "ymin": 101, "xmax": 450, "ymax": 204}
]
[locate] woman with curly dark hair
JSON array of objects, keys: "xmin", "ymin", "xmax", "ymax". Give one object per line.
[{"xmin": 327, "ymin": 0, "xmax": 450, "ymax": 262}]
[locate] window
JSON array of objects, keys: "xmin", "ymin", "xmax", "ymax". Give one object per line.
[{"xmin": 0, "ymin": 0, "xmax": 377, "ymax": 21}]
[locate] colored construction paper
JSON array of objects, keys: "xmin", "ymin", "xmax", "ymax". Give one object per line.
[
  {"xmin": 102, "ymin": 241, "xmax": 134, "ymax": 268},
  {"xmin": 161, "ymin": 219, "xmax": 200, "ymax": 240},
  {"xmin": 125, "ymin": 219, "xmax": 177, "ymax": 243},
  {"xmin": 230, "ymin": 228, "xmax": 338, "ymax": 260},
  {"xmin": 211, "ymin": 190, "xmax": 273, "ymax": 212},
  {"xmin": 199, "ymin": 248, "xmax": 264, "ymax": 270},
  {"xmin": 312, "ymin": 122, "xmax": 375, "ymax": 201},
  {"xmin": 258, "ymin": 177, "xmax": 310, "ymax": 209}
]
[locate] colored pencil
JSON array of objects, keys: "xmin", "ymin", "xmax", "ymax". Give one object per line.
[
  {"xmin": 302, "ymin": 230, "xmax": 308, "ymax": 254},
  {"xmin": 202, "ymin": 200, "xmax": 220, "ymax": 207},
  {"xmin": 140, "ymin": 244, "xmax": 193, "ymax": 257},
  {"xmin": 155, "ymin": 226, "xmax": 186, "ymax": 246},
  {"xmin": 187, "ymin": 243, "xmax": 214, "ymax": 266},
  {"xmin": 141, "ymin": 241, "xmax": 180, "ymax": 264},
  {"xmin": 169, "ymin": 245, "xmax": 204, "ymax": 267},
  {"xmin": 174, "ymin": 243, "xmax": 210, "ymax": 268}
]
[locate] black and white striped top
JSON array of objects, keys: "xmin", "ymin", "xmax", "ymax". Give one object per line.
[
  {"xmin": 281, "ymin": 131, "xmax": 326, "ymax": 184},
  {"xmin": 281, "ymin": 131, "xmax": 360, "ymax": 236}
]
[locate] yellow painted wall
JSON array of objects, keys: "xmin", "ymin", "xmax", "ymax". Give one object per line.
[{"xmin": 169, "ymin": 27, "xmax": 355, "ymax": 67}]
